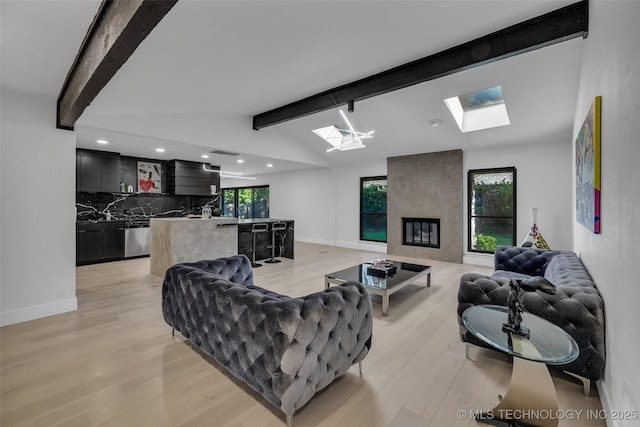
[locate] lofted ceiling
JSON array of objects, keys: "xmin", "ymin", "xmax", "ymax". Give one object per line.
[{"xmin": 1, "ymin": 0, "xmax": 585, "ymax": 176}]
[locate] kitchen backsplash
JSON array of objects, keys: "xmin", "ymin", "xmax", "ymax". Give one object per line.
[{"xmin": 77, "ymin": 192, "xmax": 218, "ymax": 221}]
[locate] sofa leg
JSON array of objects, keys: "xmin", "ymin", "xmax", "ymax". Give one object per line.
[
  {"xmin": 286, "ymin": 414, "xmax": 293, "ymax": 427},
  {"xmin": 171, "ymin": 327, "xmax": 175, "ymax": 337},
  {"xmin": 564, "ymin": 371, "xmax": 591, "ymax": 395},
  {"xmin": 359, "ymin": 361, "xmax": 363, "ymax": 376},
  {"xmin": 465, "ymin": 343, "xmax": 472, "ymax": 360}
]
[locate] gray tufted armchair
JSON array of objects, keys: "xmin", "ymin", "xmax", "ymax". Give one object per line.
[{"xmin": 162, "ymin": 255, "xmax": 373, "ymax": 425}]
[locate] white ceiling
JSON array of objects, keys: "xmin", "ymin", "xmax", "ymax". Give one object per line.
[{"xmin": 1, "ymin": 0, "xmax": 585, "ymax": 175}]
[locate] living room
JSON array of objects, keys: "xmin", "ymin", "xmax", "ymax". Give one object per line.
[{"xmin": 1, "ymin": 1, "xmax": 639, "ymax": 426}]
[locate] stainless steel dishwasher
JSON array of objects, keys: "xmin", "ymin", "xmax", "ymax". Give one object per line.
[{"xmin": 124, "ymin": 220, "xmax": 150, "ymax": 257}]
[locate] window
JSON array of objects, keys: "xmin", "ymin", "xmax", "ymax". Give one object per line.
[
  {"xmin": 221, "ymin": 186, "xmax": 269, "ymax": 219},
  {"xmin": 222, "ymin": 188, "xmax": 236, "ymax": 217},
  {"xmin": 360, "ymin": 176, "xmax": 387, "ymax": 242},
  {"xmin": 468, "ymin": 168, "xmax": 516, "ymax": 253}
]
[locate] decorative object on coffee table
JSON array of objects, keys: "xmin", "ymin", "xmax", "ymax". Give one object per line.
[
  {"xmin": 366, "ymin": 259, "xmax": 397, "ymax": 278},
  {"xmin": 521, "ymin": 207, "xmax": 549, "ymax": 248},
  {"xmin": 503, "ymin": 276, "xmax": 557, "ymax": 338}
]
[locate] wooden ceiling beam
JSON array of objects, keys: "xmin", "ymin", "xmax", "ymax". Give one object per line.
[
  {"xmin": 57, "ymin": 0, "xmax": 178, "ymax": 130},
  {"xmin": 252, "ymin": 0, "xmax": 588, "ymax": 130}
]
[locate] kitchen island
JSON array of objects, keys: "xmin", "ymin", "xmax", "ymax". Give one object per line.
[{"xmin": 150, "ymin": 217, "xmax": 294, "ymax": 277}]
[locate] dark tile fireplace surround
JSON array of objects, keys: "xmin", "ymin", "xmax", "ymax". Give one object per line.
[{"xmin": 387, "ymin": 150, "xmax": 462, "ymax": 263}]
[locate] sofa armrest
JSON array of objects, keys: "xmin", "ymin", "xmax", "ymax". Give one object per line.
[
  {"xmin": 178, "ymin": 254, "xmax": 254, "ymax": 286},
  {"xmin": 278, "ymin": 281, "xmax": 373, "ymax": 415},
  {"xmin": 457, "ymin": 273, "xmax": 509, "ymax": 319}
]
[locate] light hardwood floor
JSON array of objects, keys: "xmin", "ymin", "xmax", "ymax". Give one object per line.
[{"xmin": 1, "ymin": 242, "xmax": 604, "ymax": 427}]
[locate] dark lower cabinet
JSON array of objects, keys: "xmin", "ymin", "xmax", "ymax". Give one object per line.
[
  {"xmin": 77, "ymin": 222, "xmax": 125, "ymax": 265},
  {"xmin": 77, "ymin": 230, "xmax": 103, "ymax": 263},
  {"xmin": 102, "ymin": 229, "xmax": 125, "ymax": 259}
]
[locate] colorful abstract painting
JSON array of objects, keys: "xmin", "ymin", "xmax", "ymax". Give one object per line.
[{"xmin": 575, "ymin": 96, "xmax": 601, "ymax": 234}]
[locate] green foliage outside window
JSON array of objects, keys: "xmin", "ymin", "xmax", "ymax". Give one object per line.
[
  {"xmin": 361, "ymin": 177, "xmax": 387, "ymax": 242},
  {"xmin": 475, "ymin": 233, "xmax": 498, "ymax": 251},
  {"xmin": 469, "ymin": 169, "xmax": 516, "ymax": 252},
  {"xmin": 222, "ymin": 186, "xmax": 269, "ymax": 219}
]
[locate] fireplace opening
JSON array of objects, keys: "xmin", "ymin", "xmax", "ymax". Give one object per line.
[{"xmin": 403, "ymin": 218, "xmax": 440, "ymax": 248}]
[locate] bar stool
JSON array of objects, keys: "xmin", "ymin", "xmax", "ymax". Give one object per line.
[
  {"xmin": 249, "ymin": 223, "xmax": 269, "ymax": 268},
  {"xmin": 265, "ymin": 221, "xmax": 288, "ymax": 264}
]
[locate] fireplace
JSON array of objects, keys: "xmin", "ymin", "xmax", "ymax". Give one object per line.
[{"xmin": 403, "ymin": 217, "xmax": 440, "ymax": 248}]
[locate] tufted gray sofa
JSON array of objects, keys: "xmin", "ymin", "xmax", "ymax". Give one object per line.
[
  {"xmin": 162, "ymin": 254, "xmax": 373, "ymax": 425},
  {"xmin": 457, "ymin": 246, "xmax": 604, "ymax": 392}
]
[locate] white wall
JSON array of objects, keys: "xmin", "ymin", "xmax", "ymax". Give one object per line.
[
  {"xmin": 223, "ymin": 167, "xmax": 336, "ymax": 245},
  {"xmin": 230, "ymin": 143, "xmax": 573, "ymax": 263},
  {"xmin": 571, "ymin": 1, "xmax": 640, "ymax": 423},
  {"xmin": 462, "ymin": 140, "xmax": 574, "ymax": 265},
  {"xmin": 0, "ymin": 90, "xmax": 77, "ymax": 326},
  {"xmin": 223, "ymin": 159, "xmax": 387, "ymax": 252},
  {"xmin": 332, "ymin": 160, "xmax": 387, "ymax": 252}
]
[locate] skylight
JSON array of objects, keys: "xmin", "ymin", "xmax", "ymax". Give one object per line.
[
  {"xmin": 312, "ymin": 125, "xmax": 366, "ymax": 151},
  {"xmin": 444, "ymin": 85, "xmax": 510, "ymax": 133}
]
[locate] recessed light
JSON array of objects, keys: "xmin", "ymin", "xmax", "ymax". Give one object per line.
[
  {"xmin": 267, "ymin": 163, "xmax": 273, "ymax": 168},
  {"xmin": 237, "ymin": 159, "xmax": 244, "ymax": 164},
  {"xmin": 156, "ymin": 148, "xmax": 165, "ymax": 153},
  {"xmin": 201, "ymin": 154, "xmax": 209, "ymax": 159},
  {"xmin": 97, "ymin": 139, "xmax": 109, "ymax": 144},
  {"xmin": 429, "ymin": 119, "xmax": 443, "ymax": 127}
]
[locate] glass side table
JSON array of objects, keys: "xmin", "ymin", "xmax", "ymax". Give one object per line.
[{"xmin": 462, "ymin": 305, "xmax": 579, "ymax": 427}]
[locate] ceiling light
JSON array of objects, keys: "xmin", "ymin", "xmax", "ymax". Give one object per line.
[
  {"xmin": 429, "ymin": 119, "xmax": 443, "ymax": 127},
  {"xmin": 267, "ymin": 164, "xmax": 273, "ymax": 168},
  {"xmin": 312, "ymin": 107, "xmax": 373, "ymax": 152},
  {"xmin": 155, "ymin": 148, "xmax": 165, "ymax": 153},
  {"xmin": 444, "ymin": 85, "xmax": 510, "ymax": 133},
  {"xmin": 201, "ymin": 154, "xmax": 209, "ymax": 159},
  {"xmin": 237, "ymin": 159, "xmax": 244, "ymax": 164},
  {"xmin": 97, "ymin": 139, "xmax": 109, "ymax": 144},
  {"xmin": 202, "ymin": 162, "xmax": 258, "ymax": 180},
  {"xmin": 220, "ymin": 173, "xmax": 257, "ymax": 180}
]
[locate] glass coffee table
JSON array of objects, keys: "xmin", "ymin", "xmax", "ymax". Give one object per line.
[
  {"xmin": 463, "ymin": 305, "xmax": 579, "ymax": 427},
  {"xmin": 325, "ymin": 261, "xmax": 431, "ymax": 316}
]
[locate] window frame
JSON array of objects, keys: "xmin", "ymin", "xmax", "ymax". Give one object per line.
[
  {"xmin": 467, "ymin": 167, "xmax": 517, "ymax": 253},
  {"xmin": 221, "ymin": 185, "xmax": 269, "ymax": 219},
  {"xmin": 360, "ymin": 176, "xmax": 387, "ymax": 243}
]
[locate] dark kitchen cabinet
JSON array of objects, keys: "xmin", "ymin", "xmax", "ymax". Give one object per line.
[
  {"xmin": 168, "ymin": 160, "xmax": 220, "ymax": 196},
  {"xmin": 77, "ymin": 221, "xmax": 125, "ymax": 265},
  {"xmin": 76, "ymin": 230, "xmax": 102, "ymax": 263},
  {"xmin": 102, "ymin": 229, "xmax": 125, "ymax": 259},
  {"xmin": 76, "ymin": 149, "xmax": 121, "ymax": 193}
]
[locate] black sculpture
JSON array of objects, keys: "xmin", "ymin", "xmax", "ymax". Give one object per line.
[{"xmin": 502, "ymin": 276, "xmax": 557, "ymax": 338}]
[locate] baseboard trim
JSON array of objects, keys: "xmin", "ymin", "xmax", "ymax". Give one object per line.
[
  {"xmin": 595, "ymin": 380, "xmax": 617, "ymax": 427},
  {"xmin": 0, "ymin": 297, "xmax": 78, "ymax": 327},
  {"xmin": 462, "ymin": 252, "xmax": 494, "ymax": 267},
  {"xmin": 294, "ymin": 237, "xmax": 336, "ymax": 246},
  {"xmin": 335, "ymin": 240, "xmax": 387, "ymax": 253}
]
